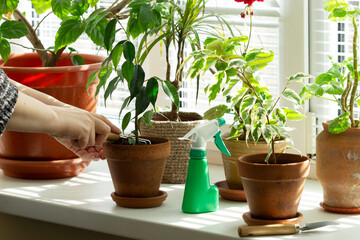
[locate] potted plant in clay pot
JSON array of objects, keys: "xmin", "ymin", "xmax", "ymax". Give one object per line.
[
  {"xmin": 92, "ymin": 37, "xmax": 179, "ymax": 208},
  {"xmin": 124, "ymin": 0, "xmax": 220, "ymax": 184},
  {"xmin": 302, "ymin": 0, "xmax": 360, "ymax": 214},
  {"xmin": 185, "ymin": 0, "xmax": 294, "ymax": 198},
  {"xmin": 0, "ymin": 0, "xmax": 130, "ymax": 179},
  {"xmin": 235, "ymin": 72, "xmax": 311, "ymax": 225}
]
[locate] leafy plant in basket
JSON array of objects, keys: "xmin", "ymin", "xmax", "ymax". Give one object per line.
[
  {"xmin": 126, "ymin": 0, "xmax": 228, "ymax": 121},
  {"xmin": 302, "ymin": 0, "xmax": 360, "ymax": 134},
  {"xmin": 185, "ymin": 0, "xmax": 312, "ymax": 162},
  {"xmin": 0, "ymin": 0, "xmax": 131, "ymax": 66},
  {"xmin": 88, "ymin": 37, "xmax": 180, "ymax": 145}
]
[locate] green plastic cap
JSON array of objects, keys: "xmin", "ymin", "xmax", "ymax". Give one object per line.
[
  {"xmin": 217, "ymin": 118, "xmax": 226, "ymax": 127},
  {"xmin": 189, "ymin": 149, "xmax": 207, "ymax": 159}
]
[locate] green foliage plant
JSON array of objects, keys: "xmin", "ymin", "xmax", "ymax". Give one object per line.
[
  {"xmin": 126, "ymin": 0, "xmax": 224, "ymax": 121},
  {"xmin": 88, "ymin": 29, "xmax": 179, "ymax": 145},
  {"xmin": 302, "ymin": 0, "xmax": 360, "ymax": 134},
  {"xmin": 185, "ymin": 1, "xmax": 312, "ymax": 162},
  {"xmin": 0, "ymin": 0, "xmax": 131, "ymax": 67}
]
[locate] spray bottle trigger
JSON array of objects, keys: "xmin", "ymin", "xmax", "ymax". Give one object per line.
[{"xmin": 214, "ymin": 131, "xmax": 231, "ymax": 156}]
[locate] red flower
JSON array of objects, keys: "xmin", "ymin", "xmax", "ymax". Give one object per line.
[{"xmin": 235, "ymin": 0, "xmax": 264, "ymax": 6}]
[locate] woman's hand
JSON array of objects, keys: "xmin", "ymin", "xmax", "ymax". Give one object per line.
[{"xmin": 55, "ymin": 138, "xmax": 106, "ymax": 161}]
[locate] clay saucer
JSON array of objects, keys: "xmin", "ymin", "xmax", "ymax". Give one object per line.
[
  {"xmin": 320, "ymin": 202, "xmax": 360, "ymax": 214},
  {"xmin": 111, "ymin": 190, "xmax": 168, "ymax": 208},
  {"xmin": 215, "ymin": 180, "xmax": 247, "ymax": 202},
  {"xmin": 243, "ymin": 212, "xmax": 303, "ymax": 226},
  {"xmin": 0, "ymin": 157, "xmax": 90, "ymax": 179}
]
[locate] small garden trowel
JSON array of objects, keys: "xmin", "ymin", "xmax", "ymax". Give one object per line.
[{"xmin": 238, "ymin": 221, "xmax": 339, "ymax": 237}]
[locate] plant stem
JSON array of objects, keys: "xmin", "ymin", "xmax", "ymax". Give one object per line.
[
  {"xmin": 34, "ymin": 11, "xmax": 52, "ymax": 32},
  {"xmin": 341, "ymin": 73, "xmax": 352, "ymax": 113},
  {"xmin": 350, "ymin": 16, "xmax": 359, "ymax": 127},
  {"xmin": 135, "ymin": 115, "xmax": 140, "ymax": 145},
  {"xmin": 8, "ymin": 41, "xmax": 52, "ymax": 53},
  {"xmin": 244, "ymin": 6, "xmax": 252, "ymax": 53}
]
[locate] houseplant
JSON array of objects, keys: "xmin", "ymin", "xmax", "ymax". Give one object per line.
[
  {"xmin": 0, "ymin": 0, "xmax": 131, "ymax": 178},
  {"xmin": 185, "ymin": 0, "xmax": 294, "ymax": 191},
  {"xmin": 92, "ymin": 36, "xmax": 179, "ymax": 207},
  {"xmin": 302, "ymin": 0, "xmax": 360, "ymax": 212},
  {"xmin": 126, "ymin": 0, "xmax": 210, "ymax": 183}
]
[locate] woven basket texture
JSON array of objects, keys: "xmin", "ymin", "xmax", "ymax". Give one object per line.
[{"xmin": 140, "ymin": 112, "xmax": 203, "ymax": 183}]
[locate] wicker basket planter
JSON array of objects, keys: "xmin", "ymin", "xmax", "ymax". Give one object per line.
[{"xmin": 140, "ymin": 112, "xmax": 203, "ymax": 183}]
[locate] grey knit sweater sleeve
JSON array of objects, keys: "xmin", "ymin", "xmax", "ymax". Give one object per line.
[{"xmin": 0, "ymin": 69, "xmax": 18, "ymax": 135}]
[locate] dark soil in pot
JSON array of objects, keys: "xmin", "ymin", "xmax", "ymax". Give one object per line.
[
  {"xmin": 103, "ymin": 136, "xmax": 171, "ymax": 198},
  {"xmin": 238, "ymin": 153, "xmax": 310, "ymax": 220}
]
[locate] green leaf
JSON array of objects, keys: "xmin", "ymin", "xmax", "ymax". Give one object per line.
[
  {"xmin": 55, "ymin": 18, "xmax": 85, "ymax": 53},
  {"xmin": 71, "ymin": 55, "xmax": 85, "ymax": 65},
  {"xmin": 135, "ymin": 87, "xmax": 150, "ymax": 116},
  {"xmin": 315, "ymin": 73, "xmax": 332, "ymax": 85},
  {"xmin": 0, "ymin": 0, "xmax": 19, "ymax": 15},
  {"xmin": 104, "ymin": 77, "xmax": 120, "ymax": 104},
  {"xmin": 332, "ymin": 7, "xmax": 347, "ymax": 17},
  {"xmin": 88, "ymin": 0, "xmax": 100, "ymax": 7},
  {"xmin": 283, "ymin": 108, "xmax": 306, "ymax": 121},
  {"xmin": 188, "ymin": 58, "xmax": 205, "ymax": 79},
  {"xmin": 203, "ymin": 105, "xmax": 229, "ymax": 120},
  {"xmin": 138, "ymin": 4, "xmax": 161, "ymax": 31},
  {"xmin": 357, "ymin": 98, "xmax": 360, "ymax": 107},
  {"xmin": 240, "ymin": 96, "xmax": 256, "ymax": 112},
  {"xmin": 231, "ymin": 88, "xmax": 248, "ymax": 107},
  {"xmin": 251, "ymin": 123, "xmax": 262, "ymax": 143},
  {"xmin": 130, "ymin": 64, "xmax": 145, "ymax": 99},
  {"xmin": 328, "ymin": 112, "xmax": 351, "ymax": 134},
  {"xmin": 31, "ymin": 0, "xmax": 51, "ymax": 15},
  {"xmin": 86, "ymin": 69, "xmax": 99, "ymax": 93},
  {"xmin": 328, "ymin": 63, "xmax": 341, "ymax": 78},
  {"xmin": 215, "ymin": 60, "xmax": 228, "ymax": 71},
  {"xmin": 282, "ymin": 89, "xmax": 302, "ymax": 105},
  {"xmin": 123, "ymin": 41, "xmax": 135, "ymax": 62},
  {"xmin": 0, "ymin": 21, "xmax": 29, "ymax": 39},
  {"xmin": 307, "ymin": 83, "xmax": 320, "ymax": 91},
  {"xmin": 141, "ymin": 110, "xmax": 154, "ymax": 127},
  {"xmin": 122, "ymin": 60, "xmax": 135, "ymax": 83},
  {"xmin": 104, "ymin": 19, "xmax": 117, "ymax": 51},
  {"xmin": 51, "ymin": 0, "xmax": 71, "ymax": 19},
  {"xmin": 274, "ymin": 108, "xmax": 286, "ymax": 124},
  {"xmin": 122, "ymin": 112, "xmax": 132, "ymax": 133},
  {"xmin": 119, "ymin": 96, "xmax": 131, "ymax": 119},
  {"xmin": 288, "ymin": 72, "xmax": 312, "ymax": 82},
  {"xmin": 85, "ymin": 14, "xmax": 107, "ymax": 46},
  {"xmin": 315, "ymin": 86, "xmax": 325, "ymax": 96},
  {"xmin": 246, "ymin": 50, "xmax": 274, "ymax": 70},
  {"xmin": 223, "ymin": 79, "xmax": 240, "ymax": 96},
  {"xmin": 323, "ymin": 81, "xmax": 343, "ymax": 95},
  {"xmin": 111, "ymin": 42, "xmax": 124, "ymax": 70},
  {"xmin": 162, "ymin": 81, "xmax": 179, "ymax": 109},
  {"xmin": 70, "ymin": 0, "xmax": 89, "ymax": 16},
  {"xmin": 323, "ymin": 0, "xmax": 348, "ymax": 12},
  {"xmin": 229, "ymin": 59, "xmax": 246, "ymax": 69},
  {"xmin": 0, "ymin": 38, "xmax": 10, "ymax": 62},
  {"xmin": 146, "ymin": 77, "xmax": 159, "ymax": 109}
]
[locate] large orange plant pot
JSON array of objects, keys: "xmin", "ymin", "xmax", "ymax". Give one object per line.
[
  {"xmin": 317, "ymin": 121, "xmax": 360, "ymax": 210},
  {"xmin": 0, "ymin": 53, "xmax": 104, "ymax": 178}
]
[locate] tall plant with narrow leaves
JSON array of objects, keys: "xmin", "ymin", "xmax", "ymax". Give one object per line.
[{"xmin": 302, "ymin": 0, "xmax": 360, "ymax": 134}]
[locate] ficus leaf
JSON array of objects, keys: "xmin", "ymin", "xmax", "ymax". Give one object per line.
[
  {"xmin": 146, "ymin": 77, "xmax": 159, "ymax": 109},
  {"xmin": 55, "ymin": 18, "xmax": 85, "ymax": 53},
  {"xmin": 282, "ymin": 89, "xmax": 302, "ymax": 105},
  {"xmin": 104, "ymin": 19, "xmax": 117, "ymax": 51},
  {"xmin": 0, "ymin": 38, "xmax": 10, "ymax": 62},
  {"xmin": 162, "ymin": 81, "xmax": 179, "ymax": 109},
  {"xmin": 283, "ymin": 108, "xmax": 306, "ymax": 121},
  {"xmin": 122, "ymin": 60, "xmax": 135, "ymax": 83},
  {"xmin": 130, "ymin": 64, "xmax": 145, "ymax": 99},
  {"xmin": 123, "ymin": 41, "xmax": 136, "ymax": 62},
  {"xmin": 203, "ymin": 105, "xmax": 229, "ymax": 120},
  {"xmin": 135, "ymin": 87, "xmax": 150, "ymax": 116},
  {"xmin": 71, "ymin": 55, "xmax": 85, "ymax": 66},
  {"xmin": 111, "ymin": 42, "xmax": 124, "ymax": 70},
  {"xmin": 122, "ymin": 112, "xmax": 132, "ymax": 133}
]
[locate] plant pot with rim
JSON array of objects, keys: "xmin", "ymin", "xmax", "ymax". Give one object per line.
[
  {"xmin": 302, "ymin": 1, "xmax": 360, "ymax": 213},
  {"xmin": 140, "ymin": 111, "xmax": 203, "ymax": 183},
  {"xmin": 238, "ymin": 153, "xmax": 310, "ymax": 222},
  {"xmin": 316, "ymin": 121, "xmax": 360, "ymax": 210},
  {"xmin": 104, "ymin": 136, "xmax": 170, "ymax": 208},
  {"xmin": 0, "ymin": 1, "xmax": 131, "ymax": 178},
  {"xmin": 221, "ymin": 132, "xmax": 289, "ymax": 190},
  {"xmin": 0, "ymin": 52, "xmax": 104, "ymax": 179}
]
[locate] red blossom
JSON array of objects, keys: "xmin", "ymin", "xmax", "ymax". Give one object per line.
[{"xmin": 235, "ymin": 0, "xmax": 264, "ymax": 6}]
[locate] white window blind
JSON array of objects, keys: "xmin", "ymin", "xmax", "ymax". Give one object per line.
[{"xmin": 309, "ymin": 0, "xmax": 360, "ymax": 136}]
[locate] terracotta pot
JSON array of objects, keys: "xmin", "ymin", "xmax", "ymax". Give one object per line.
[
  {"xmin": 0, "ymin": 53, "xmax": 104, "ymax": 160},
  {"xmin": 238, "ymin": 153, "xmax": 310, "ymax": 220},
  {"xmin": 140, "ymin": 112, "xmax": 203, "ymax": 183},
  {"xmin": 317, "ymin": 121, "xmax": 360, "ymax": 208},
  {"xmin": 103, "ymin": 136, "xmax": 171, "ymax": 198},
  {"xmin": 222, "ymin": 132, "xmax": 289, "ymax": 189}
]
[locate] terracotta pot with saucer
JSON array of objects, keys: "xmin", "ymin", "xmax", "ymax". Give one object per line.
[
  {"xmin": 238, "ymin": 153, "xmax": 310, "ymax": 225},
  {"xmin": 103, "ymin": 136, "xmax": 170, "ymax": 208}
]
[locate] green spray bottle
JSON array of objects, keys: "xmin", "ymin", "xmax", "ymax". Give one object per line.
[{"xmin": 180, "ymin": 118, "xmax": 231, "ymax": 213}]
